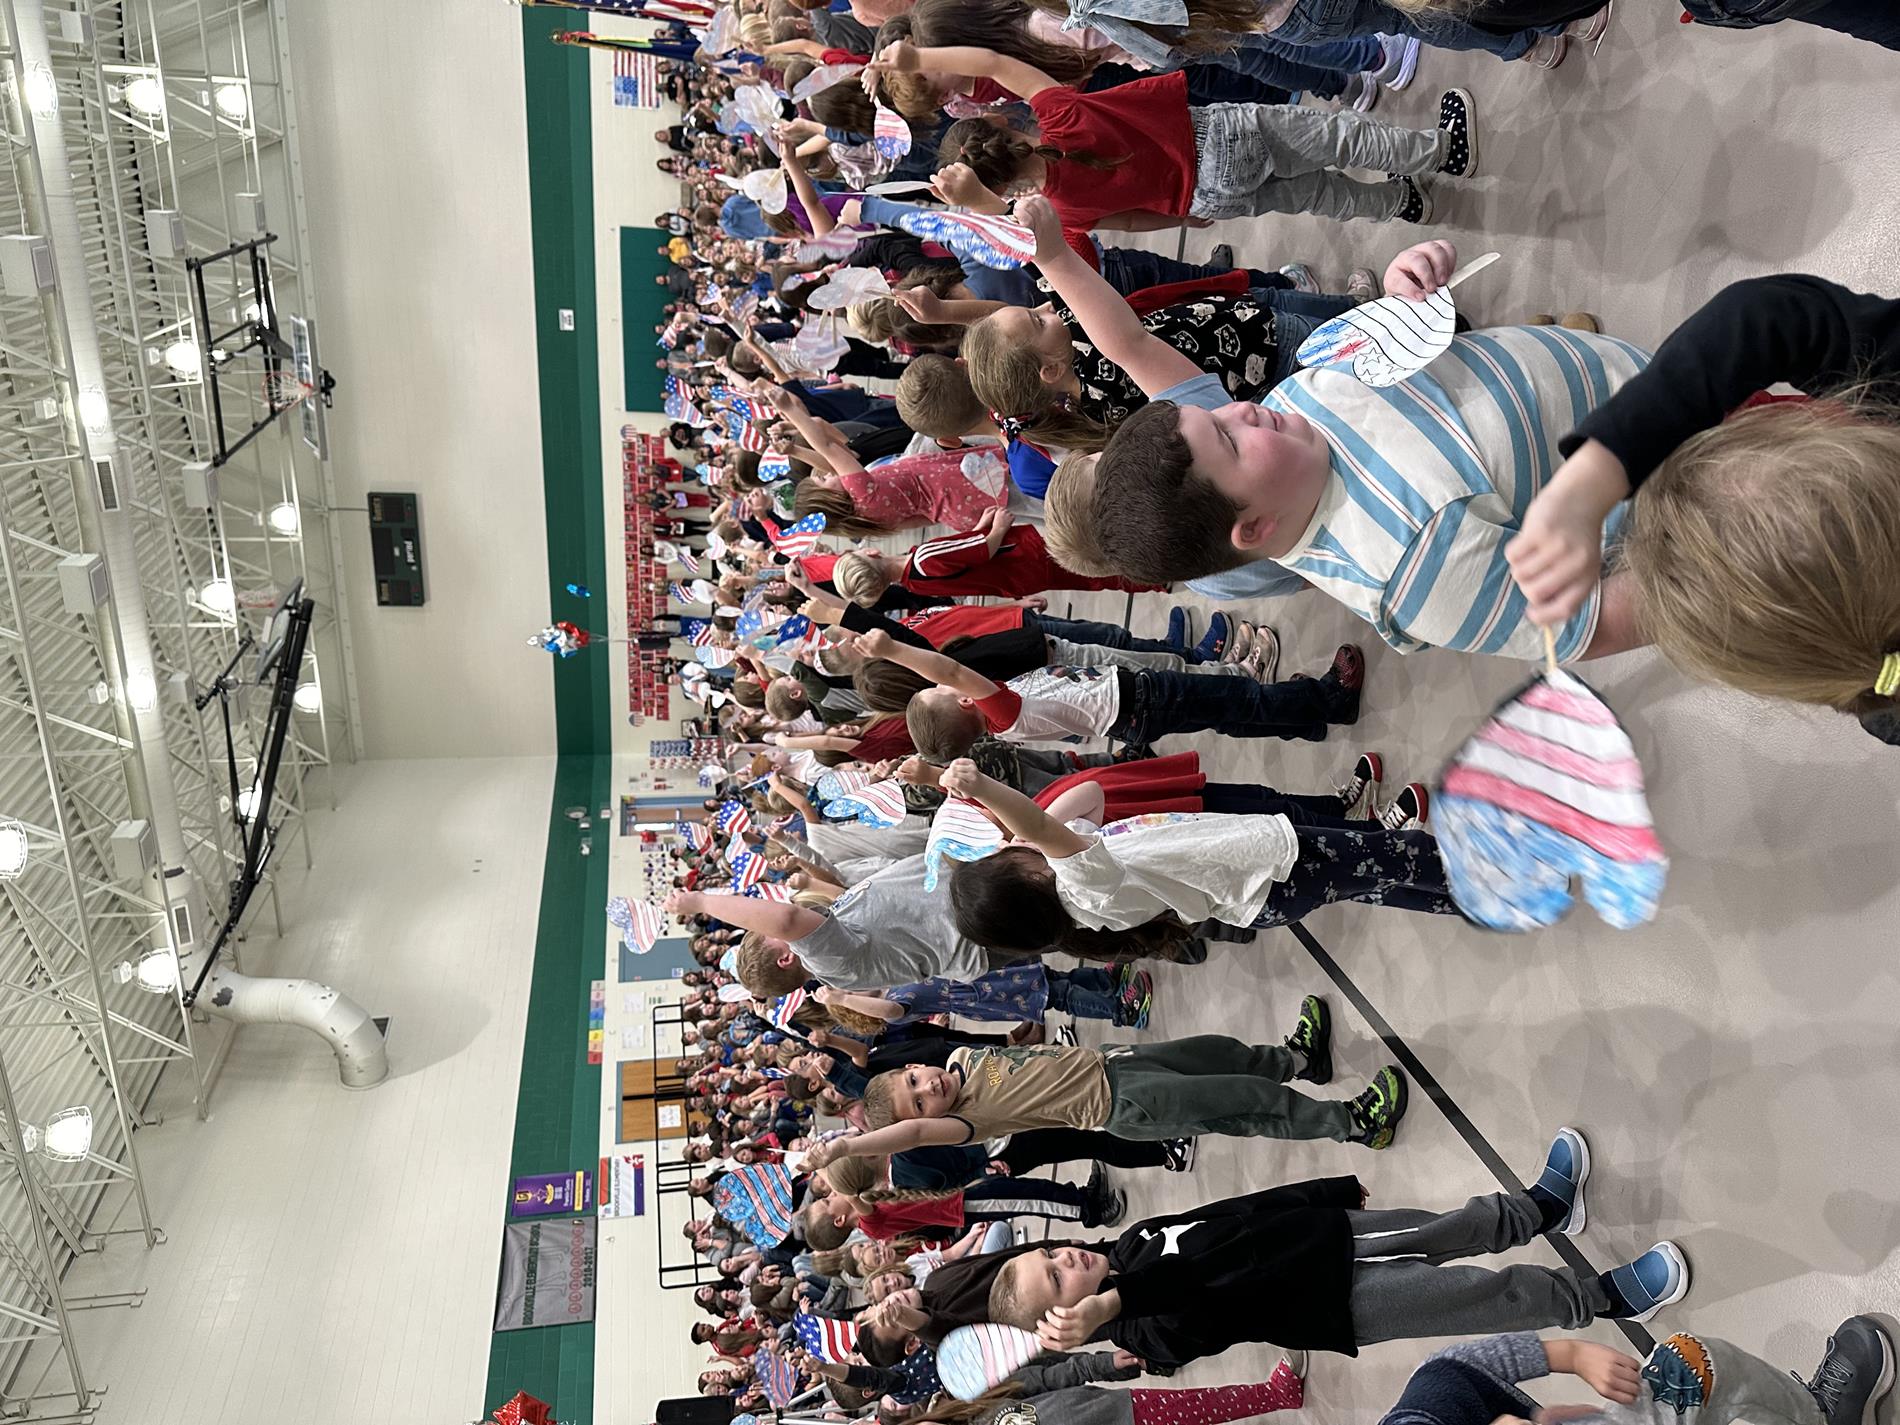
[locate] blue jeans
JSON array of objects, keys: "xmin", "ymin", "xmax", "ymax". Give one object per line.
[
  {"xmin": 1045, "ymin": 967, "xmax": 1121, "ymax": 1021},
  {"xmin": 1213, "ymin": 33, "xmax": 1384, "ymax": 99},
  {"xmin": 1683, "ymin": 0, "xmax": 1900, "ymax": 46},
  {"xmin": 1026, "ymin": 612, "xmax": 1200, "ymax": 660},
  {"xmin": 1272, "ymin": 0, "xmax": 1561, "ymax": 60},
  {"xmin": 1112, "ymin": 667, "xmax": 1349, "ymax": 745},
  {"xmin": 1098, "ymin": 244, "xmax": 1289, "ymax": 297}
]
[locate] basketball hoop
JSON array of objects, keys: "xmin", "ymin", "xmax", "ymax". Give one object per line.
[{"xmin": 261, "ymin": 371, "xmax": 314, "ymax": 412}]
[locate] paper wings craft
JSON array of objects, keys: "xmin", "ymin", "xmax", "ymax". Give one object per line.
[
  {"xmin": 936, "ymin": 1324, "xmax": 1044, "ymax": 1401},
  {"xmin": 806, "ymin": 266, "xmax": 892, "ymax": 311},
  {"xmin": 872, "ymin": 103, "xmax": 912, "ymax": 161},
  {"xmin": 820, "ymin": 778, "xmax": 909, "ymax": 828},
  {"xmin": 717, "ymin": 166, "xmax": 788, "ymax": 215},
  {"xmin": 1432, "ymin": 665, "xmax": 1668, "ymax": 933},
  {"xmin": 1297, "ymin": 251, "xmax": 1499, "ymax": 388},
  {"xmin": 922, "ymin": 796, "xmax": 1006, "ymax": 891},
  {"xmin": 791, "ymin": 62, "xmax": 864, "ymax": 103}
]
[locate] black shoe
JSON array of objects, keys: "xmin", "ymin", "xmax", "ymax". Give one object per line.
[
  {"xmin": 1176, "ymin": 937, "xmax": 1210, "ymax": 964},
  {"xmin": 1114, "ymin": 741, "xmax": 1156, "ymax": 763},
  {"xmin": 1435, "ymin": 88, "xmax": 1478, "ymax": 178},
  {"xmin": 1286, "ymin": 994, "xmax": 1333, "ymax": 1084},
  {"xmin": 1083, "ymin": 1164, "xmax": 1126, "ymax": 1227},
  {"xmin": 1806, "ymin": 1316, "xmax": 1896, "ymax": 1425},
  {"xmin": 1209, "ymin": 242, "xmax": 1236, "ymax": 271},
  {"xmin": 1161, "ymin": 1137, "xmax": 1197, "ymax": 1172},
  {"xmin": 1345, "ymin": 1066, "xmax": 1408, "ymax": 1149},
  {"xmin": 1320, "ymin": 644, "xmax": 1365, "ymax": 725},
  {"xmin": 1393, "ymin": 174, "xmax": 1432, "ymax": 224}
]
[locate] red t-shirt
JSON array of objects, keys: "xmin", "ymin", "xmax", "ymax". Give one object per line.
[
  {"xmin": 1029, "ymin": 72, "xmax": 1197, "ymax": 230},
  {"xmin": 859, "ymin": 1195, "xmax": 964, "ymax": 1239},
  {"xmin": 851, "ymin": 714, "xmax": 915, "ymax": 762}
]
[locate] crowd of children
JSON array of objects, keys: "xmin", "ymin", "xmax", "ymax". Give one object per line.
[{"xmin": 604, "ymin": 0, "xmax": 1900, "ymax": 1420}]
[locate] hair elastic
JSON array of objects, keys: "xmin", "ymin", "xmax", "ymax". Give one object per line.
[{"xmin": 1876, "ymin": 651, "xmax": 1900, "ymax": 698}]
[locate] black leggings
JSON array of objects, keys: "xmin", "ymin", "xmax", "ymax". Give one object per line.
[{"xmin": 997, "ymin": 1128, "xmax": 1171, "ymax": 1174}]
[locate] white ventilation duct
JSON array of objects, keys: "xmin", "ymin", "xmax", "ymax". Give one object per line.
[{"xmin": 6, "ymin": 0, "xmax": 385, "ymax": 1090}]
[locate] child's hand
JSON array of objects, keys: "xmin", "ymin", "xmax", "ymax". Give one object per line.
[
  {"xmin": 853, "ymin": 629, "xmax": 895, "ymax": 660},
  {"xmin": 896, "ymin": 756, "xmax": 943, "ymax": 788},
  {"xmin": 1037, "ymin": 1289, "xmax": 1119, "ymax": 1350},
  {"xmin": 1506, "ymin": 440, "xmax": 1630, "ymax": 628},
  {"xmin": 1018, "ymin": 594, "xmax": 1048, "ymax": 611},
  {"xmin": 893, "ymin": 288, "xmax": 946, "ymax": 324},
  {"xmin": 1110, "ymin": 1350, "xmax": 1146, "ymax": 1371},
  {"xmin": 664, "ymin": 889, "xmax": 700, "ymax": 916},
  {"xmin": 1383, "ymin": 239, "xmax": 1458, "ymax": 301},
  {"xmin": 1550, "ymin": 1340, "xmax": 1643, "ymax": 1405},
  {"xmin": 938, "ymin": 758, "xmax": 983, "ymax": 798},
  {"xmin": 874, "ymin": 39, "xmax": 920, "ymax": 71},
  {"xmin": 1012, "ymin": 194, "xmax": 1066, "ymax": 262},
  {"xmin": 931, "ymin": 163, "xmax": 988, "ymax": 207}
]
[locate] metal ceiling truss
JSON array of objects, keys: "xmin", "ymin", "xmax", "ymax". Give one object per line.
[{"xmin": 0, "ymin": 0, "xmax": 363, "ymax": 1417}]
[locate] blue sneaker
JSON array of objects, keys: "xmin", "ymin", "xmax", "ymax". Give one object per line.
[
  {"xmin": 1529, "ymin": 1126, "xmax": 1590, "ymax": 1236},
  {"xmin": 1603, "ymin": 1241, "xmax": 1690, "ymax": 1322},
  {"xmin": 1165, "ymin": 606, "xmax": 1191, "ymax": 653},
  {"xmin": 1191, "ymin": 610, "xmax": 1234, "ymax": 663}
]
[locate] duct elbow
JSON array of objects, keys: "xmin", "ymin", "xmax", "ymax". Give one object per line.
[{"xmin": 203, "ymin": 968, "xmax": 389, "ymax": 1090}]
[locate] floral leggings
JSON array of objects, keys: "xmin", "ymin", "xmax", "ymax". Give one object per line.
[
  {"xmin": 1127, "ymin": 1367, "xmax": 1305, "ymax": 1425},
  {"xmin": 1251, "ymin": 825, "xmax": 1461, "ymax": 925}
]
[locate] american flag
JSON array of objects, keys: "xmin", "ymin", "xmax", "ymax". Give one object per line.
[
  {"xmin": 677, "ymin": 819, "xmax": 714, "ymax": 852},
  {"xmin": 726, "ymin": 410, "xmax": 769, "ymax": 452},
  {"xmin": 676, "ymin": 548, "xmax": 701, "ymax": 575},
  {"xmin": 606, "ymin": 896, "xmax": 666, "ymax": 955},
  {"xmin": 758, "ymin": 453, "xmax": 792, "ymax": 479},
  {"xmin": 773, "ymin": 613, "xmax": 815, "ymax": 655},
  {"xmin": 688, "ymin": 622, "xmax": 716, "ymax": 648},
  {"xmin": 765, "ymin": 987, "xmax": 808, "ymax": 1028},
  {"xmin": 714, "ymin": 799, "xmax": 752, "ymax": 836},
  {"xmin": 670, "ymin": 582, "xmax": 695, "ymax": 606},
  {"xmin": 755, "ymin": 1349, "xmax": 803, "ymax": 1407},
  {"xmin": 712, "ymin": 1162, "xmax": 798, "ymax": 1247},
  {"xmin": 612, "ymin": 47, "xmax": 661, "ymax": 108},
  {"xmin": 769, "ymin": 513, "xmax": 828, "ymax": 560},
  {"xmin": 794, "ymin": 1311, "xmax": 861, "ymax": 1363},
  {"xmin": 728, "ymin": 849, "xmax": 767, "ymax": 892},
  {"xmin": 744, "ymin": 882, "xmax": 794, "ymax": 902}
]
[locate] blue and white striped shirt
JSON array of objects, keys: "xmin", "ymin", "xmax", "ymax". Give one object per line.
[{"xmin": 1173, "ymin": 326, "xmax": 1650, "ymax": 661}]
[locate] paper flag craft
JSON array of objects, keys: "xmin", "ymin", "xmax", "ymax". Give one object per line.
[
  {"xmin": 1296, "ymin": 252, "xmax": 1498, "ymax": 388},
  {"xmin": 814, "ymin": 765, "xmax": 875, "ymax": 805},
  {"xmin": 677, "ymin": 549, "xmax": 702, "ymax": 575},
  {"xmin": 714, "ymin": 798, "xmax": 753, "ymax": 836},
  {"xmin": 822, "ymin": 778, "xmax": 909, "ymax": 828},
  {"xmin": 677, "ymin": 819, "xmax": 714, "ymax": 852},
  {"xmin": 702, "ymin": 5, "xmax": 740, "ymax": 54},
  {"xmin": 936, "ymin": 1324, "xmax": 1044, "ymax": 1401},
  {"xmin": 923, "ymin": 796, "xmax": 1006, "ymax": 890},
  {"xmin": 695, "ymin": 644, "xmax": 737, "ymax": 670},
  {"xmin": 1298, "ymin": 287, "xmax": 1456, "ymax": 388},
  {"xmin": 766, "ymin": 987, "xmax": 808, "ymax": 1028},
  {"xmin": 806, "ymin": 266, "xmax": 892, "ymax": 311},
  {"xmin": 712, "ymin": 1162, "xmax": 797, "ymax": 1246},
  {"xmin": 1432, "ymin": 667, "xmax": 1668, "ymax": 933},
  {"xmin": 606, "ymin": 896, "xmax": 665, "ymax": 955},
  {"xmin": 770, "ymin": 512, "xmax": 828, "ymax": 559},
  {"xmin": 793, "ymin": 225, "xmax": 875, "ymax": 261},
  {"xmin": 785, "ymin": 319, "xmax": 852, "ymax": 373},
  {"xmin": 729, "ymin": 849, "xmax": 768, "ymax": 891},
  {"xmin": 872, "ymin": 103, "xmax": 912, "ymax": 161},
  {"xmin": 758, "ymin": 453, "xmax": 793, "ymax": 479},
  {"xmin": 774, "ymin": 613, "xmax": 814, "ymax": 652},
  {"xmin": 753, "ymin": 1353, "xmax": 802, "ymax": 1409},
  {"xmin": 704, "ymin": 530, "xmax": 728, "ymax": 560},
  {"xmin": 890, "ymin": 208, "xmax": 1037, "ymax": 271},
  {"xmin": 687, "ymin": 578, "xmax": 719, "ymax": 605},
  {"xmin": 717, "ymin": 981, "xmax": 754, "ymax": 1004},
  {"xmin": 794, "ymin": 1311, "xmax": 861, "ymax": 1363}
]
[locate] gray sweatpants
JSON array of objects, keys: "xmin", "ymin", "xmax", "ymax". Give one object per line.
[
  {"xmin": 1347, "ymin": 1191, "xmax": 1612, "ymax": 1345},
  {"xmin": 1100, "ymin": 1035, "xmax": 1355, "ymax": 1142},
  {"xmin": 1189, "ymin": 103, "xmax": 1450, "ymax": 223},
  {"xmin": 1046, "ymin": 639, "xmax": 1253, "ymax": 676}
]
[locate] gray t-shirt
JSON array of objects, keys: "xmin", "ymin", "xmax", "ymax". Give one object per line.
[{"xmin": 792, "ymin": 854, "xmax": 992, "ymax": 989}]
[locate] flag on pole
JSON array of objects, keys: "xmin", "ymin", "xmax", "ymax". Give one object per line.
[
  {"xmin": 729, "ymin": 849, "xmax": 768, "ymax": 892},
  {"xmin": 676, "ymin": 819, "xmax": 714, "ymax": 852},
  {"xmin": 714, "ymin": 799, "xmax": 753, "ymax": 836},
  {"xmin": 675, "ymin": 548, "xmax": 701, "ymax": 575},
  {"xmin": 768, "ymin": 513, "xmax": 828, "ymax": 560},
  {"xmin": 794, "ymin": 1311, "xmax": 861, "ymax": 1363},
  {"xmin": 756, "ymin": 1350, "xmax": 803, "ymax": 1408},
  {"xmin": 765, "ymin": 987, "xmax": 808, "ymax": 1028},
  {"xmin": 612, "ymin": 46, "xmax": 662, "ymax": 108}
]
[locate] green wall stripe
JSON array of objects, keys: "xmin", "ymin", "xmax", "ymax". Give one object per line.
[
  {"xmin": 523, "ymin": 6, "xmax": 611, "ymax": 758},
  {"xmin": 623, "ymin": 226, "xmax": 674, "ymax": 411},
  {"xmin": 485, "ymin": 10, "xmax": 624, "ymax": 1418}
]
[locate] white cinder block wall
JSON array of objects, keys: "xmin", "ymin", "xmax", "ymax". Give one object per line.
[{"xmin": 58, "ymin": 757, "xmax": 555, "ymax": 1425}]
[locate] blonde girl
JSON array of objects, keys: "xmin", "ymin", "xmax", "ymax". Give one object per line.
[{"xmin": 1509, "ymin": 273, "xmax": 1900, "ymax": 744}]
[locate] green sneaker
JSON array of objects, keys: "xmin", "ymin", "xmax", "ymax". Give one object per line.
[
  {"xmin": 1114, "ymin": 966, "xmax": 1154, "ymax": 1029},
  {"xmin": 1285, "ymin": 994, "xmax": 1332, "ymax": 1084},
  {"xmin": 1347, "ymin": 1066, "xmax": 1409, "ymax": 1149}
]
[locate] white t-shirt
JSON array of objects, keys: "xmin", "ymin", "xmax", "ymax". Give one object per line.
[
  {"xmin": 1050, "ymin": 812, "xmax": 1299, "ymax": 930},
  {"xmin": 977, "ymin": 666, "xmax": 1122, "ymax": 745}
]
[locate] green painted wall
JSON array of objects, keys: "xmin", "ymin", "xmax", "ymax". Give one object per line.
[
  {"xmin": 623, "ymin": 226, "xmax": 676, "ymax": 411},
  {"xmin": 485, "ymin": 10, "xmax": 621, "ymax": 1421}
]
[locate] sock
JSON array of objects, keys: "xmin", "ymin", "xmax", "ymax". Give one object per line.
[{"xmin": 1527, "ymin": 1183, "xmax": 1569, "ymax": 1233}]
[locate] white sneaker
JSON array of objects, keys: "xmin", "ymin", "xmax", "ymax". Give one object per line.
[
  {"xmin": 1277, "ymin": 263, "xmax": 1321, "ymax": 295},
  {"xmin": 1521, "ymin": 31, "xmax": 1569, "ymax": 68},
  {"xmin": 1338, "ymin": 71, "xmax": 1380, "ymax": 113},
  {"xmin": 1346, "ymin": 267, "xmax": 1381, "ymax": 303},
  {"xmin": 1246, "ymin": 626, "xmax": 1281, "ymax": 682},
  {"xmin": 1369, "ymin": 34, "xmax": 1420, "ymax": 90}
]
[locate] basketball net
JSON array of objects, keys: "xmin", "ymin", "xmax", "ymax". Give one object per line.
[{"xmin": 261, "ymin": 371, "xmax": 314, "ymax": 411}]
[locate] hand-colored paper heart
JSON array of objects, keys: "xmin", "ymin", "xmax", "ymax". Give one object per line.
[
  {"xmin": 607, "ymin": 896, "xmax": 665, "ymax": 955},
  {"xmin": 814, "ymin": 765, "xmax": 876, "ymax": 804},
  {"xmin": 785, "ymin": 320, "xmax": 851, "ymax": 372},
  {"xmin": 959, "ymin": 448, "xmax": 1008, "ymax": 498},
  {"xmin": 1297, "ymin": 287, "xmax": 1457, "ymax": 388},
  {"xmin": 822, "ymin": 778, "xmax": 909, "ymax": 828},
  {"xmin": 653, "ymin": 539, "xmax": 681, "ymax": 565},
  {"xmin": 695, "ymin": 644, "xmax": 737, "ymax": 670},
  {"xmin": 936, "ymin": 1324, "xmax": 1044, "ymax": 1401},
  {"xmin": 703, "ymin": 5, "xmax": 740, "ymax": 54},
  {"xmin": 872, "ymin": 103, "xmax": 912, "ymax": 161},
  {"xmin": 1433, "ymin": 667, "xmax": 1668, "ymax": 932},
  {"xmin": 807, "ymin": 266, "xmax": 892, "ymax": 311},
  {"xmin": 794, "ymin": 226, "xmax": 874, "ymax": 261},
  {"xmin": 889, "ymin": 208, "xmax": 1037, "ymax": 270},
  {"xmin": 922, "ymin": 796, "xmax": 1006, "ymax": 890},
  {"xmin": 704, "ymin": 531, "xmax": 728, "ymax": 560}
]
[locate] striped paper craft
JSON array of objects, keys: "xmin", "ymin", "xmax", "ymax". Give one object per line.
[
  {"xmin": 769, "ymin": 513, "xmax": 828, "ymax": 559},
  {"xmin": 754, "ymin": 1351, "xmax": 803, "ymax": 1408},
  {"xmin": 936, "ymin": 1324, "xmax": 1043, "ymax": 1401},
  {"xmin": 814, "ymin": 766, "xmax": 875, "ymax": 805},
  {"xmin": 766, "ymin": 987, "xmax": 808, "ymax": 1028},
  {"xmin": 606, "ymin": 895, "xmax": 665, "ymax": 954},
  {"xmin": 714, "ymin": 799, "xmax": 753, "ymax": 836},
  {"xmin": 871, "ymin": 103, "xmax": 912, "ymax": 162},
  {"xmin": 889, "ymin": 208, "xmax": 1037, "ymax": 271},
  {"xmin": 1433, "ymin": 668, "xmax": 1668, "ymax": 932},
  {"xmin": 822, "ymin": 778, "xmax": 908, "ymax": 829},
  {"xmin": 729, "ymin": 849, "xmax": 767, "ymax": 891},
  {"xmin": 922, "ymin": 796, "xmax": 1006, "ymax": 890},
  {"xmin": 1296, "ymin": 287, "xmax": 1457, "ymax": 388},
  {"xmin": 793, "ymin": 1311, "xmax": 860, "ymax": 1363},
  {"xmin": 712, "ymin": 1162, "xmax": 797, "ymax": 1247}
]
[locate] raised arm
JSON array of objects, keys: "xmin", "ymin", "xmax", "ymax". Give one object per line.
[
  {"xmin": 940, "ymin": 758, "xmax": 1092, "ymax": 858},
  {"xmin": 666, "ymin": 888, "xmax": 826, "ymax": 941},
  {"xmin": 871, "ymin": 40, "xmax": 1058, "ymax": 102},
  {"xmin": 803, "ymin": 1115, "xmax": 965, "ymax": 1168},
  {"xmin": 1014, "ymin": 196, "xmax": 1198, "ymax": 397},
  {"xmin": 852, "ymin": 627, "xmax": 998, "ymax": 699},
  {"xmin": 775, "ymin": 132, "xmax": 839, "ymax": 239}
]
